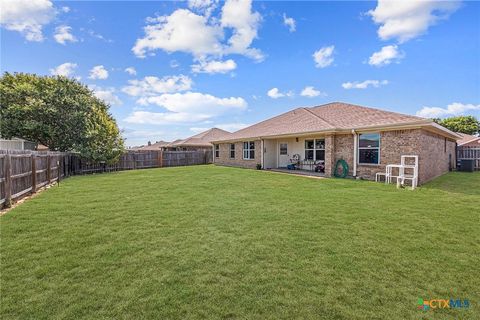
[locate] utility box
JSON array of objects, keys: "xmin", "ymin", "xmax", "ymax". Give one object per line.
[{"xmin": 459, "ymin": 159, "xmax": 475, "ymax": 172}]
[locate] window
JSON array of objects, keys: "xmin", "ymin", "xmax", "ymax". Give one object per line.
[
  {"xmin": 215, "ymin": 144, "xmax": 219, "ymax": 158},
  {"xmin": 230, "ymin": 143, "xmax": 235, "ymax": 159},
  {"xmin": 304, "ymin": 139, "xmax": 325, "ymax": 161},
  {"xmin": 280, "ymin": 143, "xmax": 287, "ymax": 155},
  {"xmin": 358, "ymin": 133, "xmax": 380, "ymax": 164},
  {"xmin": 243, "ymin": 141, "xmax": 255, "ymax": 160}
]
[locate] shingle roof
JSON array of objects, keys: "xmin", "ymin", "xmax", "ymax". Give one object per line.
[
  {"xmin": 457, "ymin": 133, "xmax": 480, "ymax": 146},
  {"xmin": 138, "ymin": 140, "xmax": 170, "ymax": 150},
  {"xmin": 171, "ymin": 128, "xmax": 231, "ymax": 147},
  {"xmin": 216, "ymin": 102, "xmax": 428, "ymax": 141}
]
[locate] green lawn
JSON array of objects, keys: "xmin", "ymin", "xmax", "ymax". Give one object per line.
[{"xmin": 1, "ymin": 166, "xmax": 479, "ymax": 319}]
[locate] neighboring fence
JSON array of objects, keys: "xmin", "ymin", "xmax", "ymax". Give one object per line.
[
  {"xmin": 457, "ymin": 146, "xmax": 480, "ymax": 170},
  {"xmin": 0, "ymin": 149, "xmax": 212, "ymax": 208}
]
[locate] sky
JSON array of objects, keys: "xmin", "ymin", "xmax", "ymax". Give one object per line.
[{"xmin": 1, "ymin": 0, "xmax": 479, "ymax": 146}]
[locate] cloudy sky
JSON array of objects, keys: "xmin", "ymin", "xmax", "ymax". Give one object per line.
[{"xmin": 1, "ymin": 0, "xmax": 479, "ymax": 146}]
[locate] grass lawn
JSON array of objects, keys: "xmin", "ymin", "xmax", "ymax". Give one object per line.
[{"xmin": 1, "ymin": 165, "xmax": 479, "ymax": 319}]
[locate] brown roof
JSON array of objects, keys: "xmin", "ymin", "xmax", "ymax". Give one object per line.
[
  {"xmin": 214, "ymin": 102, "xmax": 433, "ymax": 141},
  {"xmin": 213, "ymin": 102, "xmax": 462, "ymax": 142},
  {"xmin": 457, "ymin": 133, "xmax": 480, "ymax": 146},
  {"xmin": 137, "ymin": 140, "xmax": 170, "ymax": 150},
  {"xmin": 171, "ymin": 128, "xmax": 231, "ymax": 147}
]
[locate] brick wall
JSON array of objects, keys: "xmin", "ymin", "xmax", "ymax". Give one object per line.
[
  {"xmin": 332, "ymin": 129, "xmax": 455, "ymax": 184},
  {"xmin": 418, "ymin": 131, "xmax": 456, "ymax": 183},
  {"xmin": 213, "ymin": 130, "xmax": 455, "ymax": 185},
  {"xmin": 213, "ymin": 140, "xmax": 261, "ymax": 169}
]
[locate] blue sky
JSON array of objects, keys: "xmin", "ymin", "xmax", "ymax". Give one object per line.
[{"xmin": 1, "ymin": 0, "xmax": 479, "ymax": 146}]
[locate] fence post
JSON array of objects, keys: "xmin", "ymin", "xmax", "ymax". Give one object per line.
[
  {"xmin": 31, "ymin": 154, "xmax": 37, "ymax": 193},
  {"xmin": 46, "ymin": 155, "xmax": 51, "ymax": 183},
  {"xmin": 133, "ymin": 153, "xmax": 137, "ymax": 170},
  {"xmin": 4, "ymin": 155, "xmax": 12, "ymax": 208},
  {"xmin": 159, "ymin": 151, "xmax": 163, "ymax": 168}
]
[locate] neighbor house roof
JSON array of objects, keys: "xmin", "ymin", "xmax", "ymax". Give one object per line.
[
  {"xmin": 171, "ymin": 128, "xmax": 231, "ymax": 147},
  {"xmin": 212, "ymin": 102, "xmax": 460, "ymax": 142},
  {"xmin": 137, "ymin": 140, "xmax": 170, "ymax": 151},
  {"xmin": 457, "ymin": 133, "xmax": 480, "ymax": 146}
]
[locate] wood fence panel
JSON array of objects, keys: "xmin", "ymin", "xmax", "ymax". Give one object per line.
[
  {"xmin": 457, "ymin": 146, "xmax": 480, "ymax": 170},
  {"xmin": 0, "ymin": 149, "xmax": 211, "ymax": 208}
]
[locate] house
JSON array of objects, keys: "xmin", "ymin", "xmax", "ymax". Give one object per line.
[
  {"xmin": 212, "ymin": 102, "xmax": 460, "ymax": 184},
  {"xmin": 137, "ymin": 140, "xmax": 170, "ymax": 151},
  {"xmin": 457, "ymin": 133, "xmax": 480, "ymax": 147},
  {"xmin": 167, "ymin": 128, "xmax": 231, "ymax": 151}
]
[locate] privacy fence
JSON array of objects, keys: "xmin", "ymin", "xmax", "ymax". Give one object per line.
[
  {"xmin": 0, "ymin": 149, "xmax": 212, "ymax": 208},
  {"xmin": 457, "ymin": 146, "xmax": 480, "ymax": 170}
]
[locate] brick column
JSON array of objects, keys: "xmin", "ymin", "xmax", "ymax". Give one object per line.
[{"xmin": 324, "ymin": 134, "xmax": 335, "ymax": 177}]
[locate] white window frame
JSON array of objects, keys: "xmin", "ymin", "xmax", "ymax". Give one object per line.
[
  {"xmin": 358, "ymin": 133, "xmax": 380, "ymax": 165},
  {"xmin": 214, "ymin": 144, "xmax": 219, "ymax": 158},
  {"xmin": 304, "ymin": 139, "xmax": 325, "ymax": 161},
  {"xmin": 243, "ymin": 141, "xmax": 255, "ymax": 160},
  {"xmin": 230, "ymin": 143, "xmax": 235, "ymax": 159}
]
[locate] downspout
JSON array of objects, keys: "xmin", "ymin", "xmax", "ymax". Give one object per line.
[
  {"xmin": 261, "ymin": 139, "xmax": 265, "ymax": 169},
  {"xmin": 352, "ymin": 129, "xmax": 357, "ymax": 177}
]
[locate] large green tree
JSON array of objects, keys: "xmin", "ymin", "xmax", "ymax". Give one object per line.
[
  {"xmin": 0, "ymin": 72, "xmax": 124, "ymax": 162},
  {"xmin": 433, "ymin": 116, "xmax": 480, "ymax": 135}
]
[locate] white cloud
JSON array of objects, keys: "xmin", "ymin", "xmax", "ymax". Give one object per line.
[
  {"xmin": 124, "ymin": 92, "xmax": 246, "ymax": 125},
  {"xmin": 416, "ymin": 103, "xmax": 480, "ymax": 118},
  {"xmin": 54, "ymin": 25, "xmax": 77, "ymax": 45},
  {"xmin": 342, "ymin": 80, "xmax": 389, "ymax": 90},
  {"xmin": 132, "ymin": 9, "xmax": 223, "ymax": 58},
  {"xmin": 368, "ymin": 0, "xmax": 461, "ymax": 43},
  {"xmin": 368, "ymin": 45, "xmax": 404, "ymax": 66},
  {"xmin": 191, "ymin": 59, "xmax": 237, "ymax": 74},
  {"xmin": 188, "ymin": 0, "xmax": 218, "ymax": 17},
  {"xmin": 89, "ymin": 65, "xmax": 109, "ymax": 80},
  {"xmin": 301, "ymin": 86, "xmax": 324, "ymax": 97},
  {"xmin": 90, "ymin": 85, "xmax": 122, "ymax": 106},
  {"xmin": 49, "ymin": 62, "xmax": 77, "ymax": 77},
  {"xmin": 221, "ymin": 0, "xmax": 263, "ymax": 61},
  {"xmin": 61, "ymin": 6, "xmax": 70, "ymax": 13},
  {"xmin": 122, "ymin": 75, "xmax": 193, "ymax": 96},
  {"xmin": 0, "ymin": 0, "xmax": 56, "ymax": 41},
  {"xmin": 132, "ymin": 0, "xmax": 263, "ymax": 62},
  {"xmin": 125, "ymin": 111, "xmax": 209, "ymax": 125},
  {"xmin": 125, "ymin": 67, "xmax": 137, "ymax": 76},
  {"xmin": 87, "ymin": 29, "xmax": 113, "ymax": 43},
  {"xmin": 283, "ymin": 13, "xmax": 296, "ymax": 32},
  {"xmin": 136, "ymin": 92, "xmax": 247, "ymax": 114},
  {"xmin": 267, "ymin": 87, "xmax": 293, "ymax": 99},
  {"xmin": 313, "ymin": 45, "xmax": 334, "ymax": 68}
]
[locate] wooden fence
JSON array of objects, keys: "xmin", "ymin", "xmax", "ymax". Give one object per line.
[
  {"xmin": 0, "ymin": 150, "xmax": 212, "ymax": 208},
  {"xmin": 457, "ymin": 146, "xmax": 480, "ymax": 170}
]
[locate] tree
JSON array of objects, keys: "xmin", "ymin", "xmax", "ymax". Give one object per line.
[
  {"xmin": 434, "ymin": 116, "xmax": 480, "ymax": 135},
  {"xmin": 0, "ymin": 72, "xmax": 124, "ymax": 162}
]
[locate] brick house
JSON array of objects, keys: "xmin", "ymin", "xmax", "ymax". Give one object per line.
[
  {"xmin": 212, "ymin": 102, "xmax": 460, "ymax": 184},
  {"xmin": 166, "ymin": 128, "xmax": 231, "ymax": 151}
]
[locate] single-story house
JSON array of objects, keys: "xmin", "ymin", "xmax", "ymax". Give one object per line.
[
  {"xmin": 457, "ymin": 133, "xmax": 480, "ymax": 147},
  {"xmin": 136, "ymin": 140, "xmax": 170, "ymax": 151},
  {"xmin": 167, "ymin": 128, "xmax": 231, "ymax": 151},
  {"xmin": 212, "ymin": 102, "xmax": 461, "ymax": 184}
]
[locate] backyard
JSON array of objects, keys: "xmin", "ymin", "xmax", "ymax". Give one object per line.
[{"xmin": 1, "ymin": 165, "xmax": 479, "ymax": 319}]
